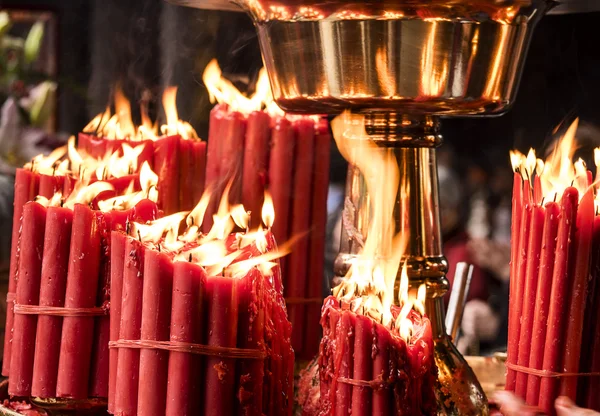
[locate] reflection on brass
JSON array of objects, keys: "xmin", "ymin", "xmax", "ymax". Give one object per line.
[{"xmin": 465, "ymin": 355, "xmax": 507, "ymax": 398}]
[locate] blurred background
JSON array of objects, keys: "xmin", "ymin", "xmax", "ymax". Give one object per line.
[{"xmin": 1, "ymin": 0, "xmax": 600, "ymax": 357}]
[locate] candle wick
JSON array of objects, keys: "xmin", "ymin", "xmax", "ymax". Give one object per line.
[
  {"xmin": 126, "ymin": 219, "xmax": 131, "ymax": 235},
  {"xmin": 158, "ymin": 245, "xmax": 161, "ymax": 252},
  {"xmin": 137, "ymin": 230, "xmax": 142, "ymax": 242},
  {"xmin": 30, "ymin": 159, "xmax": 35, "ymax": 172},
  {"xmin": 188, "ymin": 253, "xmax": 192, "ymax": 263}
]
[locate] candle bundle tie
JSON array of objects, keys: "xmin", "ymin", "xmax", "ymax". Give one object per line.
[
  {"xmin": 13, "ymin": 304, "xmax": 107, "ymax": 317},
  {"xmin": 202, "ymin": 60, "xmax": 331, "ymax": 359},
  {"xmin": 108, "ymin": 187, "xmax": 294, "ymax": 416},
  {"xmin": 109, "ymin": 339, "xmax": 266, "ymax": 360},
  {"xmin": 507, "ymin": 119, "xmax": 600, "ymax": 413}
]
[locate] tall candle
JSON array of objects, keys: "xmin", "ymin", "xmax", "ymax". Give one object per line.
[
  {"xmin": 31, "ymin": 206, "xmax": 73, "ymax": 398},
  {"xmin": 515, "ymin": 204, "xmax": 545, "ymax": 397},
  {"xmin": 584, "ymin": 215, "xmax": 600, "ymax": 411},
  {"xmin": 3, "ymin": 168, "xmax": 39, "ymax": 376},
  {"xmin": 525, "ymin": 201, "xmax": 560, "ymax": 405},
  {"xmin": 539, "ymin": 187, "xmax": 578, "ymax": 414},
  {"xmin": 351, "ymin": 314, "xmax": 373, "ymax": 416},
  {"xmin": 165, "ymin": 261, "xmax": 205, "ymax": 416},
  {"xmin": 137, "ymin": 248, "xmax": 174, "ymax": 416},
  {"xmin": 56, "ymin": 204, "xmax": 102, "ymax": 399},
  {"xmin": 8, "ymin": 202, "xmax": 47, "ymax": 396},
  {"xmin": 221, "ymin": 111, "xmax": 247, "ymax": 204},
  {"xmin": 204, "ymin": 104, "xmax": 228, "ymax": 233},
  {"xmin": 154, "ymin": 135, "xmax": 181, "ymax": 215},
  {"xmin": 287, "ymin": 119, "xmax": 315, "ymax": 356},
  {"xmin": 242, "ymin": 111, "xmax": 271, "ymax": 228},
  {"xmin": 114, "ymin": 236, "xmax": 145, "ymax": 416},
  {"xmin": 560, "ymin": 188, "xmax": 594, "ymax": 399},
  {"xmin": 203, "ymin": 275, "xmax": 239, "ymax": 415}
]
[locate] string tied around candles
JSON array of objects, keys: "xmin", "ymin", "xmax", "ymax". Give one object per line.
[
  {"xmin": 109, "ymin": 339, "xmax": 266, "ymax": 360},
  {"xmin": 328, "ymin": 374, "xmax": 403, "ymax": 390},
  {"xmin": 13, "ymin": 303, "xmax": 107, "ymax": 317},
  {"xmin": 506, "ymin": 362, "xmax": 600, "ymax": 378}
]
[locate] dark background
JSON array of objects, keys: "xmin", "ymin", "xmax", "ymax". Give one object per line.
[{"xmin": 2, "ymin": 0, "xmax": 600, "ymax": 181}]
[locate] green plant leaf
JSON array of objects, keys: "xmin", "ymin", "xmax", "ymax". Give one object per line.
[{"xmin": 24, "ymin": 20, "xmax": 44, "ymax": 65}]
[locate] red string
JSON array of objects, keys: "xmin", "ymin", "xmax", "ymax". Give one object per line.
[
  {"xmin": 506, "ymin": 362, "xmax": 600, "ymax": 378},
  {"xmin": 109, "ymin": 339, "xmax": 266, "ymax": 360}
]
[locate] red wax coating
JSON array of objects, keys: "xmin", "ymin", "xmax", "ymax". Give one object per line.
[
  {"xmin": 525, "ymin": 202, "xmax": 560, "ymax": 405},
  {"xmin": 584, "ymin": 215, "xmax": 600, "ymax": 410},
  {"xmin": 268, "ymin": 116, "xmax": 295, "ymax": 245},
  {"xmin": 539, "ymin": 187, "xmax": 578, "ymax": 414},
  {"xmin": 203, "ymin": 275, "xmax": 239, "ymax": 416},
  {"xmin": 38, "ymin": 174, "xmax": 65, "ymax": 199},
  {"xmin": 286, "ymin": 118, "xmax": 315, "ymax": 356},
  {"xmin": 154, "ymin": 134, "xmax": 181, "ymax": 215},
  {"xmin": 114, "ymin": 237, "xmax": 145, "ymax": 416},
  {"xmin": 506, "ymin": 201, "xmax": 532, "ymax": 391},
  {"xmin": 533, "ymin": 176, "xmax": 542, "ymax": 204},
  {"xmin": 78, "ymin": 133, "xmax": 106, "ymax": 159},
  {"xmin": 235, "ymin": 268, "xmax": 265, "ymax": 415},
  {"xmin": 204, "ymin": 104, "xmax": 228, "ymax": 232},
  {"xmin": 108, "ymin": 231, "xmax": 127, "ymax": 414},
  {"xmin": 190, "ymin": 141, "xmax": 207, "ymax": 210},
  {"xmin": 131, "ymin": 140, "xmax": 154, "ymax": 169},
  {"xmin": 242, "ymin": 111, "xmax": 271, "ymax": 228},
  {"xmin": 221, "ymin": 111, "xmax": 247, "ymax": 204},
  {"xmin": 3, "ymin": 168, "xmax": 39, "ymax": 376},
  {"xmin": 372, "ymin": 319, "xmax": 392, "ymax": 415},
  {"xmin": 335, "ymin": 312, "xmax": 354, "ymax": 416},
  {"xmin": 515, "ymin": 204, "xmax": 545, "ymax": 397},
  {"xmin": 8, "ymin": 202, "xmax": 47, "ymax": 396},
  {"xmin": 137, "ymin": 248, "xmax": 174, "ymax": 416},
  {"xmin": 304, "ymin": 119, "xmax": 331, "ymax": 358},
  {"xmin": 31, "ymin": 206, "xmax": 73, "ymax": 398},
  {"xmin": 165, "ymin": 261, "xmax": 205, "ymax": 416},
  {"xmin": 560, "ymin": 188, "xmax": 594, "ymax": 399},
  {"xmin": 352, "ymin": 314, "xmax": 373, "ymax": 416},
  {"xmin": 56, "ymin": 204, "xmax": 102, "ymax": 399},
  {"xmin": 62, "ymin": 175, "xmax": 75, "ymax": 198}
]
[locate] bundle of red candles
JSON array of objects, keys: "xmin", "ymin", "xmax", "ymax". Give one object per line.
[
  {"xmin": 77, "ymin": 87, "xmax": 206, "ymax": 215},
  {"xmin": 318, "ymin": 291, "xmax": 437, "ymax": 416},
  {"xmin": 507, "ymin": 119, "xmax": 600, "ymax": 413},
  {"xmin": 2, "ymin": 140, "xmax": 161, "ymax": 390},
  {"xmin": 2, "ymin": 151, "xmax": 160, "ymax": 400},
  {"xmin": 108, "ymin": 188, "xmax": 294, "ymax": 416},
  {"xmin": 203, "ymin": 60, "xmax": 331, "ymax": 359}
]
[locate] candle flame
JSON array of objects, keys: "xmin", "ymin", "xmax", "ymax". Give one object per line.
[{"xmin": 262, "ymin": 190, "xmax": 275, "ymax": 228}]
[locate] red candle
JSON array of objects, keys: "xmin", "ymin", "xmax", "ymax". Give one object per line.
[
  {"xmin": 268, "ymin": 116, "xmax": 295, "ymax": 245},
  {"xmin": 351, "ymin": 314, "xmax": 373, "ymax": 416},
  {"xmin": 304, "ymin": 119, "xmax": 331, "ymax": 357},
  {"xmin": 56, "ymin": 204, "xmax": 102, "ymax": 399},
  {"xmin": 372, "ymin": 318, "xmax": 392, "ymax": 415},
  {"xmin": 235, "ymin": 268, "xmax": 265, "ymax": 414},
  {"xmin": 190, "ymin": 141, "xmax": 207, "ymax": 211},
  {"xmin": 38, "ymin": 174, "xmax": 65, "ymax": 199},
  {"xmin": 584, "ymin": 215, "xmax": 600, "ymax": 411},
  {"xmin": 114, "ymin": 236, "xmax": 145, "ymax": 416},
  {"xmin": 539, "ymin": 187, "xmax": 578, "ymax": 414},
  {"xmin": 3, "ymin": 168, "xmax": 39, "ymax": 376},
  {"xmin": 108, "ymin": 231, "xmax": 127, "ymax": 414},
  {"xmin": 137, "ymin": 248, "xmax": 174, "ymax": 416},
  {"xmin": 31, "ymin": 206, "xmax": 73, "ymax": 398},
  {"xmin": 286, "ymin": 119, "xmax": 315, "ymax": 356},
  {"xmin": 204, "ymin": 104, "xmax": 228, "ymax": 232},
  {"xmin": 560, "ymin": 188, "xmax": 594, "ymax": 399},
  {"xmin": 242, "ymin": 111, "xmax": 271, "ymax": 228},
  {"xmin": 334, "ymin": 311, "xmax": 354, "ymax": 416},
  {"xmin": 515, "ymin": 204, "xmax": 545, "ymax": 397},
  {"xmin": 221, "ymin": 111, "xmax": 247, "ymax": 204},
  {"xmin": 506, "ymin": 200, "xmax": 532, "ymax": 391},
  {"xmin": 78, "ymin": 133, "xmax": 106, "ymax": 159},
  {"xmin": 203, "ymin": 275, "xmax": 239, "ymax": 416},
  {"xmin": 8, "ymin": 202, "xmax": 47, "ymax": 397},
  {"xmin": 179, "ymin": 139, "xmax": 206, "ymax": 211},
  {"xmin": 525, "ymin": 201, "xmax": 560, "ymax": 405},
  {"xmin": 165, "ymin": 261, "xmax": 205, "ymax": 416},
  {"xmin": 154, "ymin": 135, "xmax": 181, "ymax": 215}
]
